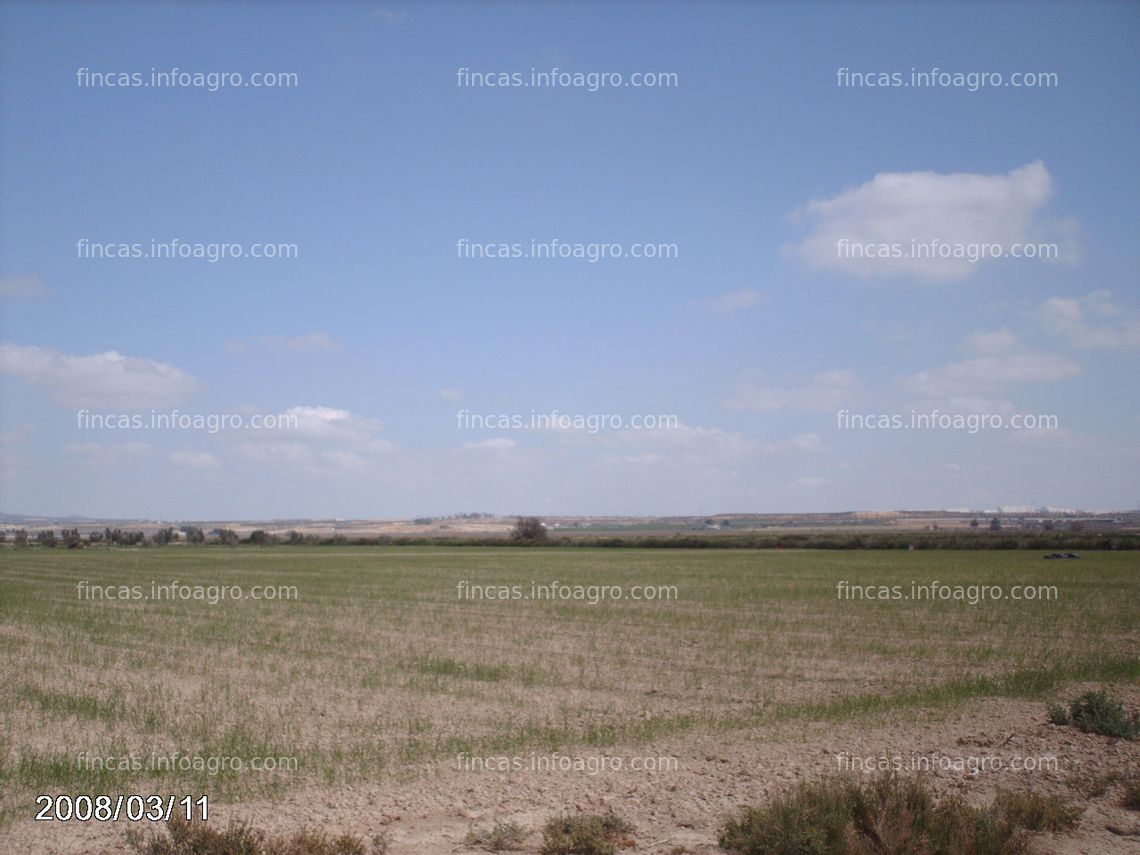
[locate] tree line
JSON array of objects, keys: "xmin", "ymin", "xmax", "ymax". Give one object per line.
[{"xmin": 1, "ymin": 517, "xmax": 1134, "ymax": 550}]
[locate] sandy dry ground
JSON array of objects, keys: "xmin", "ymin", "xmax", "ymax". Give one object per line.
[{"xmin": 6, "ymin": 688, "xmax": 1138, "ymax": 854}]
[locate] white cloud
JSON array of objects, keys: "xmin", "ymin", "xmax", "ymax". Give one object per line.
[
  {"xmin": 904, "ymin": 352, "xmax": 1079, "ymax": 398},
  {"xmin": 236, "ymin": 441, "xmax": 314, "ymax": 466},
  {"xmin": 278, "ymin": 405, "xmax": 382, "ymax": 442},
  {"xmin": 171, "ymin": 451, "xmax": 220, "ymax": 470},
  {"xmin": 1010, "ymin": 427, "xmax": 1080, "ymax": 445},
  {"xmin": 761, "ymin": 432, "xmax": 825, "ymax": 454},
  {"xmin": 321, "ymin": 449, "xmax": 368, "ymax": 469},
  {"xmin": 587, "ymin": 423, "xmax": 754, "ymax": 470},
  {"xmin": 601, "ymin": 452, "xmax": 665, "ymax": 466},
  {"xmin": 437, "ymin": 388, "xmax": 464, "ymax": 401},
  {"xmin": 786, "ymin": 161, "xmax": 1075, "ymax": 281},
  {"xmin": 908, "ymin": 396, "xmax": 1017, "ymax": 418},
  {"xmin": 283, "ymin": 332, "xmax": 339, "ymax": 352},
  {"xmin": 230, "ymin": 404, "xmax": 393, "ymax": 476},
  {"xmin": 0, "ymin": 275, "xmax": 47, "ymax": 298},
  {"xmin": 1036, "ymin": 291, "xmax": 1140, "ymax": 349},
  {"xmin": 604, "ymin": 423, "xmax": 749, "ymax": 451},
  {"xmin": 462, "ymin": 438, "xmax": 517, "ymax": 452},
  {"xmin": 963, "ymin": 328, "xmax": 1018, "ymax": 355},
  {"xmin": 728, "ymin": 369, "xmax": 859, "ymax": 411},
  {"xmin": 64, "ymin": 442, "xmax": 152, "ymax": 466},
  {"xmin": 0, "ymin": 344, "xmax": 198, "ymax": 408},
  {"xmin": 709, "ymin": 288, "xmax": 765, "ymax": 313}
]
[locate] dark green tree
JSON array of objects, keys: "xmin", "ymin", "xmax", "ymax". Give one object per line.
[{"xmin": 510, "ymin": 517, "xmax": 548, "ymax": 543}]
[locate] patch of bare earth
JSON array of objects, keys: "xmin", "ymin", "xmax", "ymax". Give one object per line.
[{"xmin": 6, "ymin": 687, "xmax": 1138, "ymax": 854}]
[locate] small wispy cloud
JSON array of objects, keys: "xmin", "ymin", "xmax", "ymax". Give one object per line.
[
  {"xmin": 462, "ymin": 437, "xmax": 516, "ymax": 452},
  {"xmin": 1035, "ymin": 290, "xmax": 1140, "ymax": 349},
  {"xmin": 369, "ymin": 4, "xmax": 405, "ymax": 23},
  {"xmin": 224, "ymin": 332, "xmax": 341, "ymax": 353},
  {"xmin": 963, "ymin": 328, "xmax": 1018, "ymax": 355},
  {"xmin": 171, "ymin": 450, "xmax": 220, "ymax": 470},
  {"xmin": 65, "ymin": 442, "xmax": 153, "ymax": 466},
  {"xmin": 762, "ymin": 432, "xmax": 825, "ymax": 454},
  {"xmin": 708, "ymin": 288, "xmax": 765, "ymax": 313},
  {"xmin": 0, "ymin": 275, "xmax": 48, "ymax": 299},
  {"xmin": 903, "ymin": 352, "xmax": 1079, "ymax": 398},
  {"xmin": 728, "ymin": 370, "xmax": 859, "ymax": 412}
]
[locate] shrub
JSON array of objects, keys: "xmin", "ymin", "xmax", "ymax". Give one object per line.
[
  {"xmin": 1049, "ymin": 690, "xmax": 1138, "ymax": 739},
  {"xmin": 466, "ymin": 820, "xmax": 528, "ymax": 851},
  {"xmin": 125, "ymin": 817, "xmax": 388, "ymax": 855},
  {"xmin": 1047, "ymin": 704, "xmax": 1069, "ymax": 726},
  {"xmin": 1066, "ymin": 771, "xmax": 1116, "ymax": 799},
  {"xmin": 539, "ymin": 812, "xmax": 634, "ymax": 855},
  {"xmin": 510, "ymin": 516, "xmax": 548, "ymax": 543},
  {"xmin": 718, "ymin": 773, "xmax": 1083, "ymax": 855},
  {"xmin": 1121, "ymin": 775, "xmax": 1140, "ymax": 811},
  {"xmin": 930, "ymin": 795, "xmax": 1029, "ymax": 855},
  {"xmin": 718, "ymin": 775, "xmax": 868, "ymax": 854},
  {"xmin": 994, "ymin": 790, "xmax": 1082, "ymax": 831}
]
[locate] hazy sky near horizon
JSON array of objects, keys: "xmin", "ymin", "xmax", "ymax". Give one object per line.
[{"xmin": 1, "ymin": 1, "xmax": 1138, "ymax": 519}]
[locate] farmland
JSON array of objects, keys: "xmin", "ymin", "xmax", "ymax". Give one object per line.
[{"xmin": 1, "ymin": 546, "xmax": 1137, "ymax": 852}]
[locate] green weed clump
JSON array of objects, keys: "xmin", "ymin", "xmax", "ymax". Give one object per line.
[
  {"xmin": 993, "ymin": 790, "xmax": 1082, "ymax": 831},
  {"xmin": 718, "ymin": 773, "xmax": 1081, "ymax": 855},
  {"xmin": 539, "ymin": 811, "xmax": 634, "ymax": 855},
  {"xmin": 466, "ymin": 820, "xmax": 529, "ymax": 851},
  {"xmin": 1047, "ymin": 690, "xmax": 1139, "ymax": 739}
]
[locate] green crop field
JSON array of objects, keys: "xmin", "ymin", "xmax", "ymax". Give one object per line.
[{"xmin": 1, "ymin": 546, "xmax": 1137, "ymax": 828}]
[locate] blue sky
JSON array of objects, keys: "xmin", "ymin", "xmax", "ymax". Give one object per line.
[{"xmin": 1, "ymin": 1, "xmax": 1137, "ymax": 519}]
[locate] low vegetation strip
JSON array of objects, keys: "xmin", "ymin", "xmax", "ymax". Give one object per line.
[{"xmin": 719, "ymin": 774, "xmax": 1081, "ymax": 855}]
